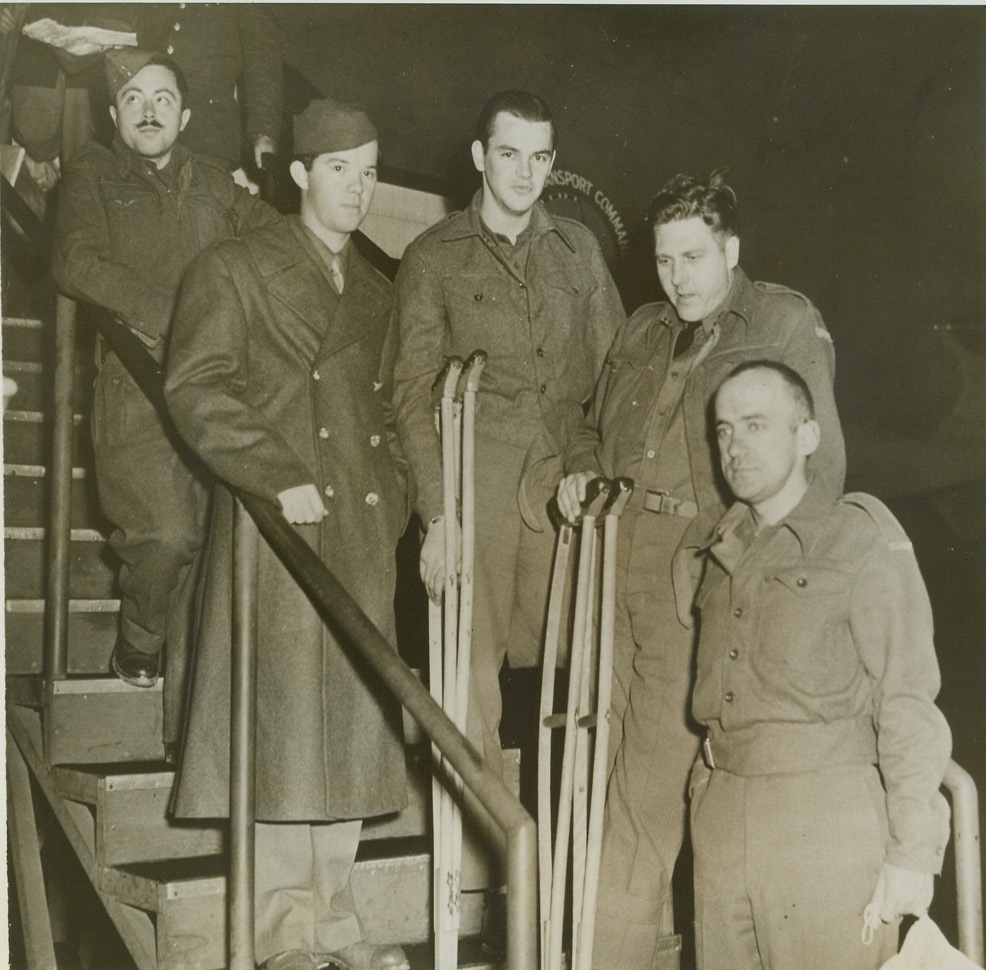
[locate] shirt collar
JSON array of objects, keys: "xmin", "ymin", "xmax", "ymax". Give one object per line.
[
  {"xmin": 704, "ymin": 474, "xmax": 835, "ymax": 571},
  {"xmin": 656, "ymin": 266, "xmax": 755, "ymax": 336},
  {"xmin": 112, "ymin": 132, "xmax": 190, "ymax": 180},
  {"xmin": 439, "ymin": 189, "xmax": 577, "ymax": 252}
]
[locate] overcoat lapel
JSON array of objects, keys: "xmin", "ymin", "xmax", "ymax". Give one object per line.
[{"xmin": 313, "ymin": 242, "xmax": 392, "ymax": 365}]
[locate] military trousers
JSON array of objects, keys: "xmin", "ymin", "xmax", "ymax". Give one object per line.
[
  {"xmin": 254, "ymin": 819, "xmax": 363, "ymax": 963},
  {"xmin": 690, "ymin": 762, "xmax": 898, "ymax": 970},
  {"xmin": 92, "ymin": 351, "xmax": 209, "ymax": 738},
  {"xmin": 592, "ymin": 511, "xmax": 702, "ymax": 970},
  {"xmin": 458, "ymin": 432, "xmax": 557, "ymax": 890}
]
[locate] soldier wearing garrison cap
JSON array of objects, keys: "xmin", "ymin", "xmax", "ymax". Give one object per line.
[
  {"xmin": 53, "ymin": 49, "xmax": 277, "ymax": 742},
  {"xmin": 166, "ymin": 99, "xmax": 412, "ymax": 970}
]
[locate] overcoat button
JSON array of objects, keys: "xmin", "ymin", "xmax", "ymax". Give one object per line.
[
  {"xmin": 365, "ymin": 492, "xmax": 379, "ymax": 506},
  {"xmin": 370, "ymin": 435, "xmax": 381, "ymax": 447},
  {"xmin": 797, "ymin": 577, "xmax": 807, "ymax": 587},
  {"xmin": 318, "ymin": 427, "xmax": 329, "ymax": 439},
  {"xmin": 312, "ymin": 370, "xmax": 320, "ymax": 381},
  {"xmin": 724, "ymin": 691, "xmax": 734, "ymax": 703},
  {"xmin": 324, "ymin": 485, "xmax": 334, "ymax": 498}
]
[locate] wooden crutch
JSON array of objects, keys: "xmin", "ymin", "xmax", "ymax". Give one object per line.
[
  {"xmin": 429, "ymin": 356, "xmax": 464, "ymax": 970},
  {"xmin": 538, "ymin": 519, "xmax": 575, "ymax": 960},
  {"xmin": 546, "ymin": 478, "xmax": 611, "ymax": 970},
  {"xmin": 448, "ymin": 351, "xmax": 487, "ymax": 954},
  {"xmin": 574, "ymin": 478, "xmax": 634, "ymax": 970}
]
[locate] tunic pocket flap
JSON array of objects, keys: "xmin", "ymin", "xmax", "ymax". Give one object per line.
[{"xmin": 769, "ymin": 564, "xmax": 854, "ymax": 595}]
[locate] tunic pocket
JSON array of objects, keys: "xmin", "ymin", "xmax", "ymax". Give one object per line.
[{"xmin": 753, "ymin": 564, "xmax": 859, "ymax": 698}]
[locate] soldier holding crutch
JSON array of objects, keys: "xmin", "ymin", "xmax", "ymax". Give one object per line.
[
  {"xmin": 391, "ymin": 89, "xmax": 624, "ymax": 947},
  {"xmin": 555, "ymin": 171, "xmax": 846, "ymax": 969}
]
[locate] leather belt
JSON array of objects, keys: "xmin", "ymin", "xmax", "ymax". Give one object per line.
[{"xmin": 643, "ymin": 489, "xmax": 698, "ymax": 519}]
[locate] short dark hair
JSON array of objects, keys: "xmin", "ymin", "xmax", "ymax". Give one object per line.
[
  {"xmin": 475, "ymin": 90, "xmax": 556, "ymax": 152},
  {"xmin": 648, "ymin": 169, "xmax": 739, "ymax": 238},
  {"xmin": 116, "ymin": 54, "xmax": 189, "ymax": 107},
  {"xmin": 292, "ymin": 153, "xmax": 318, "ymax": 172},
  {"xmin": 723, "ymin": 359, "xmax": 815, "ymax": 422}
]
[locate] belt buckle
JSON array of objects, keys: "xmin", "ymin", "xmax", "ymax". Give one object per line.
[
  {"xmin": 702, "ymin": 736, "xmax": 716, "ymax": 770},
  {"xmin": 649, "ymin": 489, "xmax": 675, "ymax": 515}
]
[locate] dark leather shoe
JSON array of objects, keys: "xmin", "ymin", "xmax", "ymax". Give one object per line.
[
  {"xmin": 318, "ymin": 941, "xmax": 409, "ymax": 970},
  {"xmin": 111, "ymin": 640, "xmax": 159, "ymax": 688}
]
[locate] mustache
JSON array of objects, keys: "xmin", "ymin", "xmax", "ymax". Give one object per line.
[{"xmin": 136, "ymin": 120, "xmax": 164, "ymax": 131}]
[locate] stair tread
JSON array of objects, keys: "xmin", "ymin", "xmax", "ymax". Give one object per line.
[
  {"xmin": 5, "ymin": 525, "xmax": 107, "ymax": 540},
  {"xmin": 4, "ymin": 463, "xmax": 88, "ymax": 477},
  {"xmin": 6, "ymin": 598, "xmax": 120, "ymax": 612}
]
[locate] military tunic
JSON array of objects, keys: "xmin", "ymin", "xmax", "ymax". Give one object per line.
[
  {"xmin": 690, "ymin": 482, "xmax": 951, "ymax": 969},
  {"xmin": 52, "ymin": 136, "xmax": 277, "ymax": 739}
]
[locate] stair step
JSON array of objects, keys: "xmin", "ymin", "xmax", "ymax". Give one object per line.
[
  {"xmin": 1, "ymin": 358, "xmax": 93, "ymax": 412},
  {"xmin": 45, "ymin": 741, "xmax": 432, "ymax": 870},
  {"xmin": 4, "ymin": 525, "xmax": 117, "ymax": 599},
  {"xmin": 2, "ymin": 316, "xmax": 45, "ymax": 360},
  {"xmin": 5, "ymin": 598, "xmax": 119, "ymax": 675},
  {"xmin": 51, "ymin": 765, "xmax": 224, "ymax": 866},
  {"xmin": 3, "ymin": 408, "xmax": 92, "ymax": 466},
  {"xmin": 4, "ymin": 462, "xmax": 104, "ymax": 529},
  {"xmin": 96, "ymin": 847, "xmax": 485, "ymax": 970},
  {"xmin": 45, "ymin": 676, "xmax": 166, "ymax": 765}
]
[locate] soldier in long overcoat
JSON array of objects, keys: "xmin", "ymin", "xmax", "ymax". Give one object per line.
[{"xmin": 164, "ymin": 99, "xmax": 412, "ymax": 970}]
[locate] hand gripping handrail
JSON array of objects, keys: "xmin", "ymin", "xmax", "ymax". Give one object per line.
[{"xmin": 44, "ymin": 299, "xmax": 538, "ymax": 970}]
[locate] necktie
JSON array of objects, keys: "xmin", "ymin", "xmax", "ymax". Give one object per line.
[
  {"xmin": 330, "ymin": 252, "xmax": 345, "ymax": 294},
  {"xmin": 673, "ymin": 321, "xmax": 701, "ymax": 359}
]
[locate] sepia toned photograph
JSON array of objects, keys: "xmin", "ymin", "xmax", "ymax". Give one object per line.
[{"xmin": 2, "ymin": 5, "xmax": 983, "ymax": 970}]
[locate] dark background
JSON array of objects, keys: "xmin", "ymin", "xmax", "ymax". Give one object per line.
[{"xmin": 271, "ymin": 2, "xmax": 985, "ymax": 945}]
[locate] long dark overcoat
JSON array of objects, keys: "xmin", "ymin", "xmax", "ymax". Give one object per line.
[{"xmin": 164, "ymin": 216, "xmax": 409, "ymax": 821}]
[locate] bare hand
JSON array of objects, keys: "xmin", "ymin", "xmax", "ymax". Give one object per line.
[
  {"xmin": 23, "ymin": 156, "xmax": 59, "ymax": 193},
  {"xmin": 556, "ymin": 471, "xmax": 597, "ymax": 523},
  {"xmin": 253, "ymin": 134, "xmax": 276, "ymax": 169},
  {"xmin": 420, "ymin": 516, "xmax": 461, "ymax": 604},
  {"xmin": 277, "ymin": 483, "xmax": 327, "ymax": 524},
  {"xmin": 862, "ymin": 863, "xmax": 933, "ymax": 942}
]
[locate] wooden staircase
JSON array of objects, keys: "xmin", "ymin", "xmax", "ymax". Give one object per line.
[{"xmin": 4, "ymin": 308, "xmax": 503, "ymax": 969}]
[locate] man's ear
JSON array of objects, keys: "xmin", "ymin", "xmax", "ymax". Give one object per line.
[
  {"xmin": 108, "ymin": 105, "xmax": 117, "ymax": 126},
  {"xmin": 179, "ymin": 107, "xmax": 191, "ymax": 132},
  {"xmin": 470, "ymin": 139, "xmax": 486, "ymax": 174},
  {"xmin": 797, "ymin": 419, "xmax": 821, "ymax": 458},
  {"xmin": 725, "ymin": 234, "xmax": 740, "ymax": 270},
  {"xmin": 289, "ymin": 159, "xmax": 309, "ymax": 192}
]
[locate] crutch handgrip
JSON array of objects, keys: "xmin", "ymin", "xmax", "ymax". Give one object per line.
[
  {"xmin": 602, "ymin": 476, "xmax": 634, "ymax": 518},
  {"xmin": 458, "ymin": 349, "xmax": 488, "ymax": 396},
  {"xmin": 580, "ymin": 477, "xmax": 611, "ymax": 520},
  {"xmin": 431, "ymin": 356, "xmax": 464, "ymax": 409}
]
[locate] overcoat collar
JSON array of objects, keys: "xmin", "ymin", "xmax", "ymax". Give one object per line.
[{"xmin": 246, "ymin": 217, "xmax": 391, "ymax": 363}]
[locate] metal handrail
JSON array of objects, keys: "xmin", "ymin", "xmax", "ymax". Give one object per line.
[
  {"xmin": 944, "ymin": 759, "xmax": 984, "ymax": 964},
  {"xmin": 43, "ymin": 295, "xmax": 538, "ymax": 970}
]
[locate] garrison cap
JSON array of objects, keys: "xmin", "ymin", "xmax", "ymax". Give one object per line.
[
  {"xmin": 293, "ymin": 98, "xmax": 378, "ymax": 155},
  {"xmin": 105, "ymin": 48, "xmax": 157, "ymax": 99}
]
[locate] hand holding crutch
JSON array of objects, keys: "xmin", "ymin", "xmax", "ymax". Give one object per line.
[
  {"xmin": 544, "ymin": 477, "xmax": 610, "ymax": 970},
  {"xmin": 574, "ymin": 478, "xmax": 633, "ymax": 970}
]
